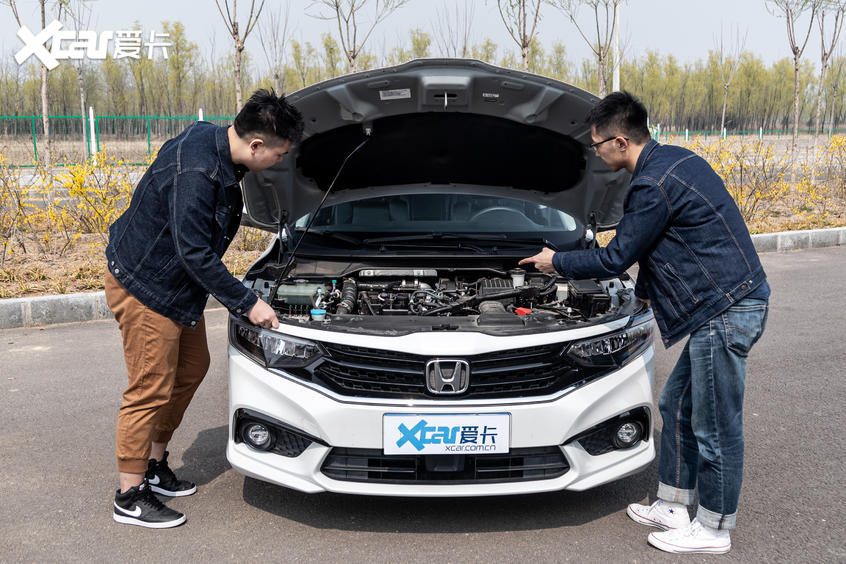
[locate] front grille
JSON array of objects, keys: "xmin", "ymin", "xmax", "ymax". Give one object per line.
[
  {"xmin": 321, "ymin": 446, "xmax": 570, "ymax": 484},
  {"xmin": 309, "ymin": 342, "xmax": 592, "ymax": 399}
]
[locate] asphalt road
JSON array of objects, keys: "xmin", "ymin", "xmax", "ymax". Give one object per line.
[{"xmin": 1, "ymin": 246, "xmax": 844, "ymax": 563}]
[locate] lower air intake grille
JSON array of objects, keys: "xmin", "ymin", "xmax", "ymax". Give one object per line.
[
  {"xmin": 321, "ymin": 446, "xmax": 569, "ymax": 484},
  {"xmin": 271, "ymin": 428, "xmax": 312, "ymax": 458}
]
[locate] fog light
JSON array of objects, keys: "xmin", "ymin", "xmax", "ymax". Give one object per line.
[
  {"xmin": 612, "ymin": 421, "xmax": 643, "ymax": 449},
  {"xmin": 243, "ymin": 423, "xmax": 271, "ymax": 449}
]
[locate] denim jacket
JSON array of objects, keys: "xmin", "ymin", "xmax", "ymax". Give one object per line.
[
  {"xmin": 552, "ymin": 139, "xmax": 769, "ymax": 347},
  {"xmin": 106, "ymin": 122, "xmax": 258, "ymax": 328}
]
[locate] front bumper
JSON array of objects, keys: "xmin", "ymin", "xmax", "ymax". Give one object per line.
[{"xmin": 227, "ymin": 343, "xmax": 654, "ymax": 497}]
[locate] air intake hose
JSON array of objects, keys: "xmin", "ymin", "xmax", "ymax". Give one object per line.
[{"xmin": 336, "ymin": 278, "xmax": 357, "ymax": 314}]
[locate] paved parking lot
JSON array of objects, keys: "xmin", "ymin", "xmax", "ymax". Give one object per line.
[{"xmin": 1, "ymin": 246, "xmax": 844, "ymax": 562}]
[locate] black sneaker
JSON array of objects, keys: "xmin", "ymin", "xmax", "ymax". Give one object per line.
[
  {"xmin": 145, "ymin": 451, "xmax": 197, "ymax": 497},
  {"xmin": 113, "ymin": 480, "xmax": 186, "ymax": 529}
]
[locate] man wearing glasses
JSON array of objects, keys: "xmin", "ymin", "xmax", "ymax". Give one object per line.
[{"xmin": 520, "ymin": 91, "xmax": 769, "ymax": 554}]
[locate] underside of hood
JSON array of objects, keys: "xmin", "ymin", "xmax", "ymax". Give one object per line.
[{"xmin": 242, "ymin": 59, "xmax": 629, "ymax": 232}]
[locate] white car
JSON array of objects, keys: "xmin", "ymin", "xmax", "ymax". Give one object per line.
[{"xmin": 227, "ymin": 59, "xmax": 655, "ymax": 497}]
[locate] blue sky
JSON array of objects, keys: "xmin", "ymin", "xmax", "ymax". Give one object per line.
[{"xmin": 1, "ymin": 0, "xmax": 832, "ymax": 75}]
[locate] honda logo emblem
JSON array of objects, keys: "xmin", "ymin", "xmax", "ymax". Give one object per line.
[{"xmin": 425, "ymin": 359, "xmax": 470, "ymax": 395}]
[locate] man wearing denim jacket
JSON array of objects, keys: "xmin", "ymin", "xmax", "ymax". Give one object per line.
[
  {"xmin": 105, "ymin": 90, "xmax": 304, "ymax": 528},
  {"xmin": 520, "ymin": 91, "xmax": 769, "ymax": 554}
]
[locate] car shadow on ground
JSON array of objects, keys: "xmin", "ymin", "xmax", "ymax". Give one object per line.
[
  {"xmin": 180, "ymin": 425, "xmax": 231, "ymax": 486},
  {"xmin": 238, "ymin": 431, "xmax": 661, "ymax": 533}
]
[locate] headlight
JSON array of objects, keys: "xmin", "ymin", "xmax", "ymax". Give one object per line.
[
  {"xmin": 229, "ymin": 316, "xmax": 322, "ymax": 369},
  {"xmin": 567, "ymin": 313, "xmax": 654, "ymax": 368}
]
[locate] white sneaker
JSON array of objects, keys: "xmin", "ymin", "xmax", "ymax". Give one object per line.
[
  {"xmin": 648, "ymin": 518, "xmax": 731, "ymax": 554},
  {"xmin": 627, "ymin": 499, "xmax": 690, "ymax": 530}
]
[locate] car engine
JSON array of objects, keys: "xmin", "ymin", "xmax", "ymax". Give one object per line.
[{"xmin": 248, "ymin": 268, "xmax": 635, "ymax": 322}]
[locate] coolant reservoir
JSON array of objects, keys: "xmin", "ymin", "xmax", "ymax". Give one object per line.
[
  {"xmin": 276, "ymin": 280, "xmax": 324, "ymax": 305},
  {"xmin": 555, "ymin": 283, "xmax": 568, "ymax": 303}
]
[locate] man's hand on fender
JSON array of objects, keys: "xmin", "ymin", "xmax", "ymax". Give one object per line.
[
  {"xmin": 247, "ymin": 299, "xmax": 279, "ymax": 329},
  {"xmin": 518, "ymin": 247, "xmax": 557, "ymax": 275}
]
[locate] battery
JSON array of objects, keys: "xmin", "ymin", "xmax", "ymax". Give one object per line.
[{"xmin": 567, "ymin": 279, "xmax": 610, "ymax": 318}]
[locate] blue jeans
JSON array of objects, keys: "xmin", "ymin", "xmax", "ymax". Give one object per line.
[{"xmin": 656, "ymin": 297, "xmax": 768, "ymax": 530}]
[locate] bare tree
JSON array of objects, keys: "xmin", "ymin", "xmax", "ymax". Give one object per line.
[
  {"xmin": 495, "ymin": 0, "xmax": 542, "ymax": 72},
  {"xmin": 215, "ymin": 0, "xmax": 266, "ymax": 111},
  {"xmin": 715, "ymin": 25, "xmax": 748, "ymax": 134},
  {"xmin": 6, "ymin": 0, "xmax": 66, "ymax": 166},
  {"xmin": 257, "ymin": 1, "xmax": 290, "ymax": 95},
  {"xmin": 549, "ymin": 0, "xmax": 623, "ymax": 97},
  {"xmin": 433, "ymin": 0, "xmax": 474, "ymax": 58},
  {"xmin": 767, "ymin": 0, "xmax": 823, "ymax": 156},
  {"xmin": 813, "ymin": 1, "xmax": 845, "ymax": 142},
  {"xmin": 827, "ymin": 46, "xmax": 845, "ymax": 136},
  {"xmin": 310, "ymin": 0, "xmax": 409, "ymax": 73},
  {"xmin": 289, "ymin": 38, "xmax": 318, "ymax": 88},
  {"xmin": 65, "ymin": 0, "xmax": 93, "ymax": 158}
]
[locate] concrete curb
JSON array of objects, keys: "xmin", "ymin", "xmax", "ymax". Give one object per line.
[
  {"xmin": 2, "ymin": 226, "xmax": 844, "ymax": 330},
  {"xmin": 748, "ymin": 226, "xmax": 846, "ymax": 253},
  {"xmin": 0, "ymin": 293, "xmax": 224, "ymax": 330}
]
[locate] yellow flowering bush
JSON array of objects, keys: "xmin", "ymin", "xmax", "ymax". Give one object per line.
[
  {"xmin": 686, "ymin": 138, "xmax": 792, "ymax": 223},
  {"xmin": 819, "ymin": 135, "xmax": 846, "ymax": 199},
  {"xmin": 57, "ymin": 150, "xmax": 135, "ymax": 245},
  {"xmin": 682, "ymin": 136, "xmax": 845, "ymax": 230},
  {"xmin": 0, "ymin": 154, "xmax": 32, "ymax": 265}
]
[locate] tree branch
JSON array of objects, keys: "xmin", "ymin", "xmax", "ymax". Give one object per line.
[{"xmin": 215, "ymin": 0, "xmax": 236, "ymax": 35}]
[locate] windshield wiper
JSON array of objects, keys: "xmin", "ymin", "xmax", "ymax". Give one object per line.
[
  {"xmin": 296, "ymin": 228, "xmax": 362, "ymax": 245},
  {"xmin": 362, "ymin": 233, "xmax": 559, "ymax": 251},
  {"xmin": 496, "ymin": 237, "xmax": 560, "ymax": 251},
  {"xmin": 362, "ymin": 232, "xmax": 501, "ymax": 244},
  {"xmin": 368, "ymin": 238, "xmax": 487, "ymax": 254}
]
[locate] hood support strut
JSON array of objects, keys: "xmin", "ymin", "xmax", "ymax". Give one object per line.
[{"xmin": 268, "ymin": 134, "xmax": 372, "ymax": 306}]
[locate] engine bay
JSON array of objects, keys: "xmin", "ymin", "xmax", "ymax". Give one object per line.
[{"xmin": 246, "ymin": 267, "xmax": 636, "ymax": 324}]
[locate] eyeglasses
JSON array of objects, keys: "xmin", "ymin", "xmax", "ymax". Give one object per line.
[{"xmin": 589, "ymin": 136, "xmax": 628, "ymax": 152}]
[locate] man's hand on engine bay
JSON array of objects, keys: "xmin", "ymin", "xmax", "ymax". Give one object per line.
[{"xmin": 518, "ymin": 247, "xmax": 558, "ymax": 275}]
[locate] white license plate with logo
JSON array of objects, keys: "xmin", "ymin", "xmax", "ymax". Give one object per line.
[{"xmin": 383, "ymin": 413, "xmax": 510, "ymax": 455}]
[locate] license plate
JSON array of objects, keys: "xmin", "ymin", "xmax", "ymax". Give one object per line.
[{"xmin": 383, "ymin": 413, "xmax": 510, "ymax": 455}]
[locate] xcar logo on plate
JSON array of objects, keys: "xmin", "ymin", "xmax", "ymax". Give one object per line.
[{"xmin": 383, "ymin": 413, "xmax": 510, "ymax": 455}]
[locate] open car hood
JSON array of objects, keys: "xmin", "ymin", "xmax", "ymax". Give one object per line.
[{"xmin": 241, "ymin": 59, "xmax": 630, "ymax": 233}]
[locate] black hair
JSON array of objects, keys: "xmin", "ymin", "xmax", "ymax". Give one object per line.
[
  {"xmin": 233, "ymin": 89, "xmax": 305, "ymax": 147},
  {"xmin": 586, "ymin": 90, "xmax": 651, "ymax": 143}
]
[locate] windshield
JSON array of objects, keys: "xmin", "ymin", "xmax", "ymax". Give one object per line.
[{"xmin": 295, "ymin": 194, "xmax": 578, "ymax": 239}]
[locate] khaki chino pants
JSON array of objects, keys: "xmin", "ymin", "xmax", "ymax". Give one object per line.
[{"xmin": 105, "ymin": 272, "xmax": 210, "ymax": 474}]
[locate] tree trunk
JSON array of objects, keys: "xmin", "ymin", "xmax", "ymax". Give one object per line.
[
  {"xmin": 39, "ymin": 1, "xmax": 50, "ymax": 167},
  {"xmin": 235, "ymin": 43, "xmax": 244, "ymax": 111},
  {"xmin": 790, "ymin": 52, "xmax": 802, "ymax": 183},
  {"xmin": 597, "ymin": 52, "xmax": 607, "ymax": 98},
  {"xmin": 721, "ymin": 85, "xmax": 729, "ymax": 133},
  {"xmin": 137, "ymin": 72, "xmax": 147, "ymax": 115},
  {"xmin": 612, "ymin": 1, "xmax": 620, "ymax": 92},
  {"xmin": 77, "ymin": 67, "xmax": 87, "ymax": 158},
  {"xmin": 814, "ymin": 63, "xmax": 828, "ymax": 141},
  {"xmin": 40, "ymin": 64, "xmax": 50, "ymax": 166},
  {"xmin": 792, "ymin": 55, "xmax": 801, "ymax": 156},
  {"xmin": 812, "ymin": 55, "xmax": 831, "ymax": 187},
  {"xmin": 522, "ymin": 44, "xmax": 529, "ymax": 71}
]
